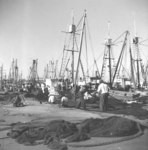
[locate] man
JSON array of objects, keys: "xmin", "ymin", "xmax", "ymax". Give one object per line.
[
  {"xmin": 76, "ymin": 85, "xmax": 88, "ymax": 110},
  {"xmin": 97, "ymin": 80, "xmax": 109, "ymax": 111},
  {"xmin": 48, "ymin": 86, "xmax": 56, "ymax": 103},
  {"xmin": 13, "ymin": 92, "xmax": 26, "ymax": 107},
  {"xmin": 60, "ymin": 94, "xmax": 69, "ymax": 107}
]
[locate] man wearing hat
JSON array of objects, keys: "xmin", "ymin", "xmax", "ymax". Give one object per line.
[{"xmin": 97, "ymin": 80, "xmax": 109, "ymax": 111}]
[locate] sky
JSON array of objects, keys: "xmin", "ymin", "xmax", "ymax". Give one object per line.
[{"xmin": 0, "ymin": 0, "xmax": 148, "ymax": 79}]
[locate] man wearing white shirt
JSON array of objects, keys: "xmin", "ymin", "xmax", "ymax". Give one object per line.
[{"xmin": 97, "ymin": 80, "xmax": 109, "ymax": 111}]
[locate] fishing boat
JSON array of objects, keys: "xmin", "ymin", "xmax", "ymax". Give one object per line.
[
  {"xmin": 54, "ymin": 10, "xmax": 148, "ymax": 104},
  {"xmin": 99, "ymin": 27, "xmax": 148, "ymax": 102},
  {"xmin": 59, "ymin": 10, "xmax": 100, "ymax": 89}
]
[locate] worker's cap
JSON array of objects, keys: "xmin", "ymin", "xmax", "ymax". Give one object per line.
[{"xmin": 99, "ymin": 79, "xmax": 104, "ymax": 83}]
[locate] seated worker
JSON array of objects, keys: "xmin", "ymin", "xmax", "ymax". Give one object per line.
[
  {"xmin": 48, "ymin": 86, "xmax": 56, "ymax": 103},
  {"xmin": 13, "ymin": 93, "xmax": 26, "ymax": 107},
  {"xmin": 60, "ymin": 94, "xmax": 69, "ymax": 107}
]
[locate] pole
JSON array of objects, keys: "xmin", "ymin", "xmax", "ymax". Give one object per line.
[
  {"xmin": 134, "ymin": 37, "xmax": 141, "ymax": 89},
  {"xmin": 129, "ymin": 46, "xmax": 136, "ymax": 89},
  {"xmin": 74, "ymin": 10, "xmax": 86, "ymax": 85},
  {"xmin": 72, "ymin": 31, "xmax": 75, "ymax": 83},
  {"xmin": 108, "ymin": 44, "xmax": 112, "ymax": 88},
  {"xmin": 112, "ymin": 31, "xmax": 129, "ymax": 86}
]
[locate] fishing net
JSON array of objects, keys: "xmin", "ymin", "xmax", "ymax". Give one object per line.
[
  {"xmin": 108, "ymin": 96, "xmax": 148, "ymax": 119},
  {"xmin": 77, "ymin": 116, "xmax": 139, "ymax": 137},
  {"xmin": 7, "ymin": 116, "xmax": 144, "ymax": 150},
  {"xmin": 0, "ymin": 93, "xmax": 18, "ymax": 105}
]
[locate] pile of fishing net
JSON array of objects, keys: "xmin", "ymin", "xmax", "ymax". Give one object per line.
[
  {"xmin": 108, "ymin": 96, "xmax": 148, "ymax": 119},
  {"xmin": 7, "ymin": 116, "xmax": 144, "ymax": 150},
  {"xmin": 0, "ymin": 93, "xmax": 18, "ymax": 105}
]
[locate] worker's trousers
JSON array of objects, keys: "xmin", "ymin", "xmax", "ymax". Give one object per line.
[
  {"xmin": 76, "ymin": 98, "xmax": 86, "ymax": 110},
  {"xmin": 100, "ymin": 93, "xmax": 109, "ymax": 111}
]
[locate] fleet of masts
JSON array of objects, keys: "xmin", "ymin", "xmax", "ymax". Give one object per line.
[{"xmin": 0, "ymin": 10, "xmax": 148, "ymax": 91}]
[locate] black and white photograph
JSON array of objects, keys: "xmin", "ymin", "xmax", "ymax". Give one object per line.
[{"xmin": 0, "ymin": 0, "xmax": 148, "ymax": 150}]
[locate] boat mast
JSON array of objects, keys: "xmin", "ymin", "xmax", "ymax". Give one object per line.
[
  {"xmin": 133, "ymin": 36, "xmax": 141, "ymax": 89},
  {"xmin": 94, "ymin": 59, "xmax": 101, "ymax": 78},
  {"xmin": 133, "ymin": 17, "xmax": 141, "ymax": 89},
  {"xmin": 0, "ymin": 65, "xmax": 3, "ymax": 90},
  {"xmin": 112, "ymin": 31, "xmax": 129, "ymax": 86},
  {"xmin": 71, "ymin": 11, "xmax": 75, "ymax": 83},
  {"xmin": 108, "ymin": 40, "xmax": 112, "ymax": 88},
  {"xmin": 101, "ymin": 21, "xmax": 113, "ymax": 88},
  {"xmin": 74, "ymin": 10, "xmax": 86, "ymax": 85},
  {"xmin": 129, "ymin": 44, "xmax": 136, "ymax": 89},
  {"xmin": 60, "ymin": 10, "xmax": 78, "ymax": 83},
  {"xmin": 29, "ymin": 59, "xmax": 39, "ymax": 85},
  {"xmin": 107, "ymin": 21, "xmax": 112, "ymax": 88}
]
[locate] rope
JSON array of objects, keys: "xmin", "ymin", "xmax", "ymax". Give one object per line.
[
  {"xmin": 86, "ymin": 17, "xmax": 101, "ymax": 74},
  {"xmin": 0, "ymin": 127, "xmax": 11, "ymax": 131},
  {"xmin": 113, "ymin": 31, "xmax": 127, "ymax": 44},
  {"xmin": 76, "ymin": 16, "xmax": 83, "ymax": 29},
  {"xmin": 86, "ymin": 17, "xmax": 96, "ymax": 59},
  {"xmin": 139, "ymin": 38, "xmax": 148, "ymax": 44},
  {"xmin": 0, "ymin": 126, "xmax": 11, "ymax": 139},
  {"xmin": 140, "ymin": 44, "xmax": 148, "ymax": 47},
  {"xmin": 88, "ymin": 48, "xmax": 104, "ymax": 72}
]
